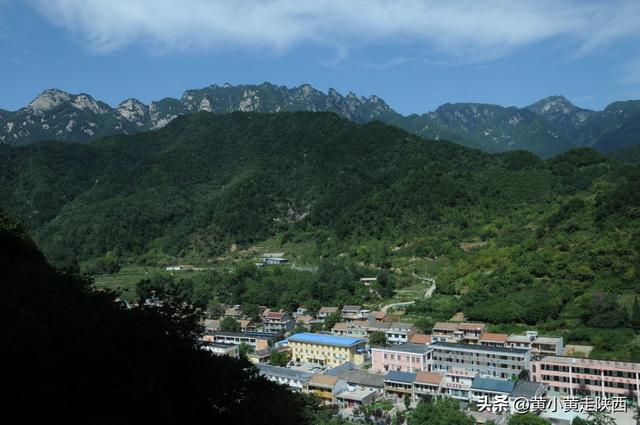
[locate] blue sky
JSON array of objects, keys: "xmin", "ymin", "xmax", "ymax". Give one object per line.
[{"xmin": 1, "ymin": 0, "xmax": 639, "ymax": 115}]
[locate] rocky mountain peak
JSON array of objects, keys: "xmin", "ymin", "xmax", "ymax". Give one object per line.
[
  {"xmin": 116, "ymin": 98, "xmax": 148, "ymax": 122},
  {"xmin": 27, "ymin": 89, "xmax": 72, "ymax": 114},
  {"xmin": 527, "ymin": 95, "xmax": 577, "ymax": 115}
]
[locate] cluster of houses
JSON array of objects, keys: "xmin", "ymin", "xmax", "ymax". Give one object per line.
[{"xmin": 199, "ymin": 306, "xmax": 640, "ymax": 423}]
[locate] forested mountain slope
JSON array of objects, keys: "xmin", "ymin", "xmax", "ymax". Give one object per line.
[{"xmin": 2, "ymin": 111, "xmax": 639, "ymax": 360}]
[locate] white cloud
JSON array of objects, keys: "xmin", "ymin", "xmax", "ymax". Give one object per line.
[
  {"xmin": 364, "ymin": 57, "xmax": 413, "ymax": 69},
  {"xmin": 30, "ymin": 0, "xmax": 640, "ymax": 61}
]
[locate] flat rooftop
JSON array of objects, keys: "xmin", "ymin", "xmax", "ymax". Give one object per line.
[
  {"xmin": 535, "ymin": 356, "xmax": 640, "ymax": 371},
  {"xmin": 256, "ymin": 364, "xmax": 313, "ymax": 381},
  {"xmin": 431, "ymin": 341, "xmax": 530, "ymax": 355},
  {"xmin": 288, "ymin": 332, "xmax": 366, "ymax": 347},
  {"xmin": 373, "ymin": 343, "xmax": 431, "ymax": 354},
  {"xmin": 336, "ymin": 388, "xmax": 377, "ymax": 402},
  {"xmin": 385, "ymin": 370, "xmax": 417, "ymax": 384}
]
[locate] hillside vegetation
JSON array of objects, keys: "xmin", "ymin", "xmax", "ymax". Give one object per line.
[
  {"xmin": 0, "ymin": 212, "xmax": 340, "ymax": 424},
  {"xmin": 2, "ymin": 111, "xmax": 639, "ymax": 360}
]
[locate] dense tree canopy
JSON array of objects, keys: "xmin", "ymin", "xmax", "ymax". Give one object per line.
[
  {"xmin": 408, "ymin": 399, "xmax": 475, "ymax": 425},
  {"xmin": 0, "ymin": 212, "xmax": 320, "ymax": 424},
  {"xmin": 2, "ymin": 112, "xmax": 640, "ymax": 360}
]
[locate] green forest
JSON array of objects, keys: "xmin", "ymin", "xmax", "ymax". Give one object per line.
[
  {"xmin": 1, "ymin": 212, "xmax": 352, "ymax": 424},
  {"xmin": 1, "ymin": 111, "xmax": 639, "ymax": 361}
]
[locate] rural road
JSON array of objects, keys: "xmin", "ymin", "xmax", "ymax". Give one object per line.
[{"xmin": 380, "ymin": 279, "xmax": 436, "ymax": 313}]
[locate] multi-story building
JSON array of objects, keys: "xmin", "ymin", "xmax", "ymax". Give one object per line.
[
  {"xmin": 412, "ymin": 372, "xmax": 445, "ymax": 400},
  {"xmin": 331, "ymin": 320, "xmax": 391, "ymax": 338},
  {"xmin": 317, "ymin": 306, "xmax": 339, "ymax": 320},
  {"xmin": 430, "ymin": 342, "xmax": 531, "ymax": 380},
  {"xmin": 336, "ymin": 388, "xmax": 378, "ymax": 410},
  {"xmin": 385, "ymin": 322, "xmax": 416, "ymax": 345},
  {"xmin": 331, "ymin": 322, "xmax": 369, "ymax": 338},
  {"xmin": 256, "ymin": 364, "xmax": 313, "ymax": 392},
  {"xmin": 440, "ymin": 368, "xmax": 478, "ymax": 400},
  {"xmin": 341, "ymin": 305, "xmax": 371, "ymax": 322},
  {"xmin": 457, "ymin": 322, "xmax": 486, "ymax": 344},
  {"xmin": 371, "ymin": 343, "xmax": 433, "ymax": 373},
  {"xmin": 479, "ymin": 332, "xmax": 509, "ymax": 348},
  {"xmin": 201, "ymin": 342, "xmax": 239, "ymax": 357},
  {"xmin": 238, "ymin": 319, "xmax": 256, "ymax": 332},
  {"xmin": 384, "ymin": 371, "xmax": 416, "ymax": 399},
  {"xmin": 506, "ymin": 331, "xmax": 564, "ymax": 356},
  {"xmin": 530, "ymin": 356, "xmax": 640, "ymax": 400},
  {"xmin": 262, "ymin": 310, "xmax": 295, "ymax": 334},
  {"xmin": 469, "ymin": 376, "xmax": 515, "ymax": 403},
  {"xmin": 307, "ymin": 374, "xmax": 348, "ymax": 404},
  {"xmin": 431, "ymin": 322, "xmax": 460, "ymax": 342},
  {"xmin": 432, "ymin": 322, "xmax": 486, "ymax": 344},
  {"xmin": 288, "ymin": 333, "xmax": 368, "ymax": 367},
  {"xmin": 203, "ymin": 331, "xmax": 270, "ymax": 351}
]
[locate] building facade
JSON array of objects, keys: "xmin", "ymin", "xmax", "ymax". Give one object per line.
[
  {"xmin": 262, "ymin": 310, "xmax": 295, "ymax": 334},
  {"xmin": 371, "ymin": 343, "xmax": 432, "ymax": 373},
  {"xmin": 530, "ymin": 356, "xmax": 640, "ymax": 400},
  {"xmin": 431, "ymin": 342, "xmax": 530, "ymax": 380},
  {"xmin": 385, "ymin": 322, "xmax": 416, "ymax": 345},
  {"xmin": 256, "ymin": 364, "xmax": 313, "ymax": 392},
  {"xmin": 288, "ymin": 333, "xmax": 368, "ymax": 367}
]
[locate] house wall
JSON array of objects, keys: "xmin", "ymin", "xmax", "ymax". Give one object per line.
[
  {"xmin": 431, "ymin": 346, "xmax": 529, "ymax": 380},
  {"xmin": 531, "ymin": 357, "xmax": 640, "ymax": 399},
  {"xmin": 290, "ymin": 341, "xmax": 366, "ymax": 366},
  {"xmin": 371, "ymin": 348, "xmax": 430, "ymax": 373}
]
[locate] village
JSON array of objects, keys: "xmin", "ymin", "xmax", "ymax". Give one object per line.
[{"xmin": 200, "ymin": 296, "xmax": 640, "ymax": 425}]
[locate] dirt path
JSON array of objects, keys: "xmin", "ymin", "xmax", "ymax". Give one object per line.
[{"xmin": 380, "ymin": 277, "xmax": 436, "ymax": 313}]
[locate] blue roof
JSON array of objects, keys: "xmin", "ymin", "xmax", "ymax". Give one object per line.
[
  {"xmin": 325, "ymin": 362, "xmax": 355, "ymax": 376},
  {"xmin": 288, "ymin": 332, "xmax": 366, "ymax": 347},
  {"xmin": 471, "ymin": 377, "xmax": 515, "ymax": 393},
  {"xmin": 385, "ymin": 370, "xmax": 417, "ymax": 383}
]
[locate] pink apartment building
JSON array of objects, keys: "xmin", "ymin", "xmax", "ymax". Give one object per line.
[
  {"xmin": 371, "ymin": 343, "xmax": 432, "ymax": 373},
  {"xmin": 531, "ymin": 356, "xmax": 640, "ymax": 401}
]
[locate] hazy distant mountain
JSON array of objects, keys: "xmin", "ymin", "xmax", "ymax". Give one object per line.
[{"xmin": 1, "ymin": 83, "xmax": 639, "ymax": 157}]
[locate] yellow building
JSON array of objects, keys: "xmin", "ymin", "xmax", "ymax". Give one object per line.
[
  {"xmin": 288, "ymin": 333, "xmax": 368, "ymax": 367},
  {"xmin": 307, "ymin": 374, "xmax": 346, "ymax": 404}
]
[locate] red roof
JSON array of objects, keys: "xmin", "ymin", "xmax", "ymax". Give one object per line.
[
  {"xmin": 409, "ymin": 333, "xmax": 432, "ymax": 344},
  {"xmin": 479, "ymin": 332, "xmax": 509, "ymax": 343}
]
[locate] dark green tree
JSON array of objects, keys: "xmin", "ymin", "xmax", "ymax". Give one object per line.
[
  {"xmin": 369, "ymin": 331, "xmax": 388, "ymax": 347},
  {"xmin": 324, "ymin": 312, "xmax": 342, "ymax": 331},
  {"xmin": 238, "ymin": 342, "xmax": 254, "ymax": 361},
  {"xmin": 221, "ymin": 316, "xmax": 241, "ymax": 332},
  {"xmin": 0, "ymin": 213, "xmax": 310, "ymax": 424},
  {"xmin": 631, "ymin": 296, "xmax": 640, "ymax": 332},
  {"xmin": 269, "ymin": 350, "xmax": 290, "ymax": 367},
  {"xmin": 408, "ymin": 398, "xmax": 474, "ymax": 425},
  {"xmin": 509, "ymin": 413, "xmax": 551, "ymax": 425},
  {"xmin": 404, "ymin": 393, "xmax": 412, "ymax": 410}
]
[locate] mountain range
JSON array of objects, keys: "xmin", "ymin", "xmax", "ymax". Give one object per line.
[
  {"xmin": 2, "ymin": 83, "xmax": 639, "ymax": 158},
  {"xmin": 2, "ymin": 110, "xmax": 640, "ymax": 361}
]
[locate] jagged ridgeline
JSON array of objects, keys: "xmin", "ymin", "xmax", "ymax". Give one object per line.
[{"xmin": 2, "ymin": 83, "xmax": 640, "ymax": 158}]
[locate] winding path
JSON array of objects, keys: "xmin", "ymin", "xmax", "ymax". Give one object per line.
[{"xmin": 380, "ymin": 277, "xmax": 436, "ymax": 313}]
